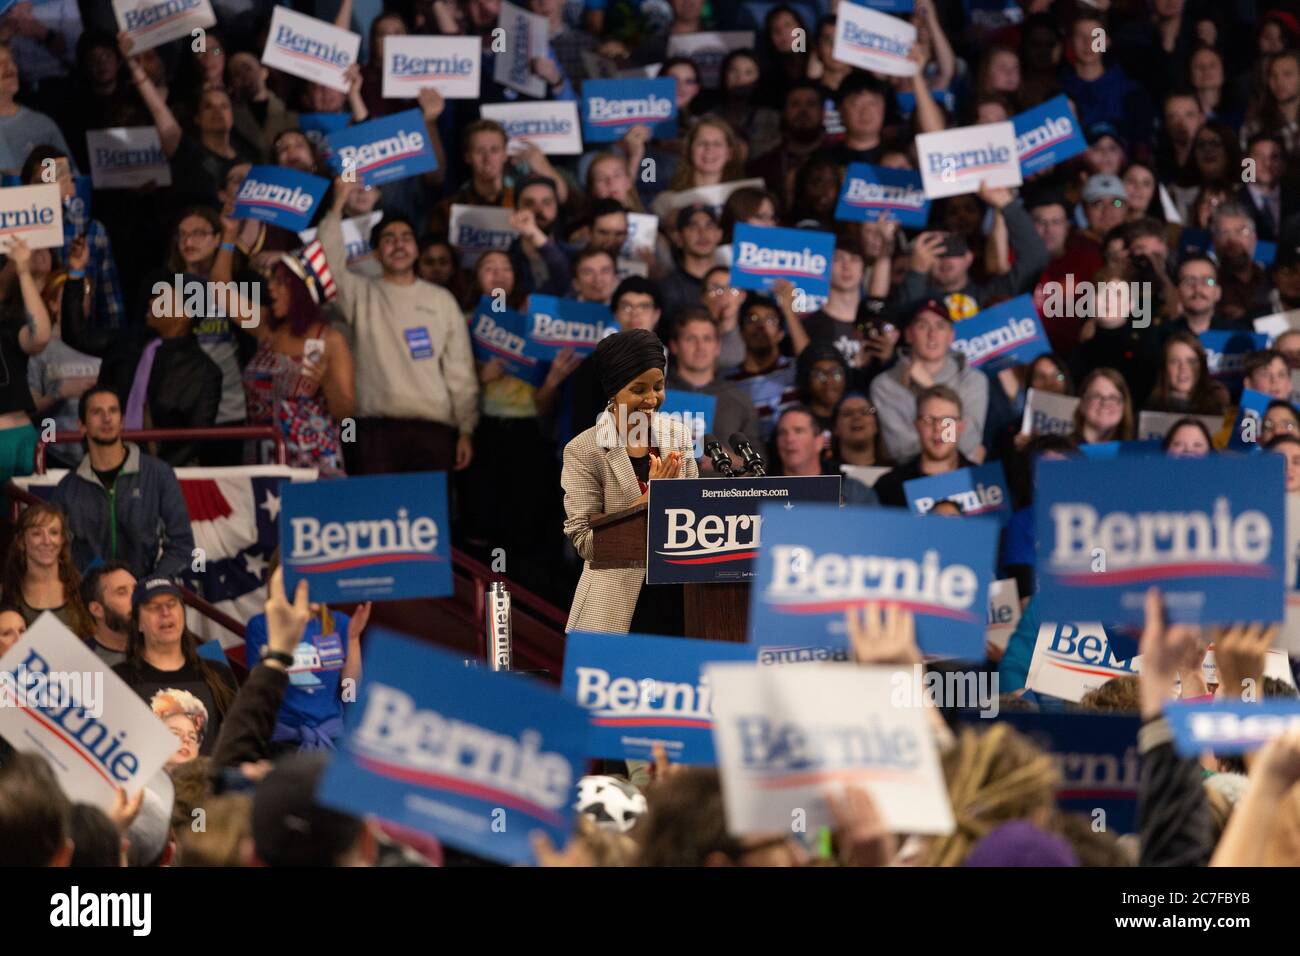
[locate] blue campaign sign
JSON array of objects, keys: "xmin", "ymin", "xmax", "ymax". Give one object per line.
[
  {"xmin": 1230, "ymin": 387, "xmax": 1273, "ymax": 451},
  {"xmin": 524, "ymin": 294, "xmax": 616, "ymax": 358},
  {"xmin": 859, "ymin": 0, "xmax": 915, "ymax": 13},
  {"xmin": 990, "ymin": 711, "xmax": 1141, "ymax": 834},
  {"xmin": 659, "ymin": 390, "xmax": 716, "ymax": 459},
  {"xmin": 561, "ymin": 631, "xmax": 754, "ymax": 763},
  {"xmin": 581, "ymin": 78, "xmax": 677, "ymax": 143},
  {"xmin": 469, "ymin": 297, "xmax": 547, "ymax": 386},
  {"xmin": 326, "ymin": 108, "xmax": 438, "ymax": 187},
  {"xmin": 834, "ymin": 163, "xmax": 930, "ymax": 229},
  {"xmin": 747, "ymin": 503, "xmax": 998, "ymax": 658},
  {"xmin": 1013, "ymin": 95, "xmax": 1087, "ymax": 176},
  {"xmin": 949, "ymin": 295, "xmax": 1049, "ymax": 372},
  {"xmin": 1034, "ymin": 456, "xmax": 1287, "ymax": 625},
  {"xmin": 1200, "ymin": 330, "xmax": 1268, "ymax": 383},
  {"xmin": 317, "ymin": 630, "xmax": 589, "ymax": 865},
  {"xmin": 299, "ymin": 111, "xmax": 351, "ymax": 158},
  {"xmin": 730, "ymin": 223, "xmax": 834, "ymax": 298},
  {"xmin": 647, "ymin": 476, "xmax": 842, "ymax": 585},
  {"xmin": 904, "ymin": 462, "xmax": 1010, "ymax": 524},
  {"xmin": 232, "ymin": 165, "xmax": 329, "ymax": 232},
  {"xmin": 1077, "ymin": 439, "xmax": 1163, "ymax": 460},
  {"xmin": 1166, "ymin": 700, "xmax": 1300, "ymax": 756},
  {"xmin": 280, "ymin": 472, "xmax": 453, "ymax": 603}
]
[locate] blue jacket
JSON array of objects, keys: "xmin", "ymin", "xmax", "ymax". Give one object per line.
[{"xmin": 51, "ymin": 442, "xmax": 195, "ymax": 579}]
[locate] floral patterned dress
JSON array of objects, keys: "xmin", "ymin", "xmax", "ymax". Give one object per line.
[{"xmin": 242, "ymin": 339, "xmax": 345, "ymax": 477}]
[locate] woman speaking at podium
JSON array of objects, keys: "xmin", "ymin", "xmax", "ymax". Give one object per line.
[{"xmin": 562, "ymin": 329, "xmax": 698, "ymax": 636}]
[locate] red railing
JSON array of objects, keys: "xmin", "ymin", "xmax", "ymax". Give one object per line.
[
  {"xmin": 14, "ymin": 425, "xmax": 570, "ymax": 672},
  {"xmin": 36, "ymin": 425, "xmax": 287, "ymax": 473}
]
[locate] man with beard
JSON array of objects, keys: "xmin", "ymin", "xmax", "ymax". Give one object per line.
[
  {"xmin": 80, "ymin": 561, "xmax": 137, "ymax": 667},
  {"xmin": 1164, "ymin": 254, "xmax": 1236, "ymax": 337},
  {"xmin": 508, "ymin": 175, "xmax": 572, "ymax": 297},
  {"xmin": 50, "ymin": 385, "xmax": 195, "ymax": 578},
  {"xmin": 1211, "ymin": 202, "xmax": 1272, "ymax": 322},
  {"xmin": 748, "ymin": 81, "xmax": 827, "ymax": 209}
]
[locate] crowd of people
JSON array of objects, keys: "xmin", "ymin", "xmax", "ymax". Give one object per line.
[{"xmin": 2, "ymin": 0, "xmax": 1300, "ymax": 871}]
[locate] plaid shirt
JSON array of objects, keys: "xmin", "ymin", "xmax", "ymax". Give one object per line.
[{"xmin": 62, "ymin": 218, "xmax": 125, "ymax": 331}]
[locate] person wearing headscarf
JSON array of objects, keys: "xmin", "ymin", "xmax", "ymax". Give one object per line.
[{"xmin": 562, "ymin": 329, "xmax": 698, "ymax": 635}]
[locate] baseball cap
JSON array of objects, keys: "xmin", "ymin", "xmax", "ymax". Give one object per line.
[
  {"xmin": 133, "ymin": 577, "xmax": 184, "ymax": 610},
  {"xmin": 911, "ymin": 297, "xmax": 952, "ymax": 325},
  {"xmin": 1085, "ymin": 121, "xmax": 1127, "ymax": 153},
  {"xmin": 252, "ymin": 752, "xmax": 365, "ymax": 867},
  {"xmin": 675, "ymin": 203, "xmax": 719, "ymax": 232},
  {"xmin": 1082, "ymin": 173, "xmax": 1127, "ymax": 204}
]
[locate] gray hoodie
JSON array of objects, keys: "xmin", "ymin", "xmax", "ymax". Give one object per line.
[{"xmin": 869, "ymin": 351, "xmax": 989, "ymax": 461}]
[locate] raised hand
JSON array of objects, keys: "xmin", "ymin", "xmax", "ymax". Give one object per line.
[
  {"xmin": 826, "ymin": 784, "xmax": 896, "ymax": 867},
  {"xmin": 845, "ymin": 602, "xmax": 921, "ymax": 666},
  {"xmin": 265, "ymin": 567, "xmax": 311, "ymax": 656},
  {"xmin": 1213, "ymin": 621, "xmax": 1278, "ymax": 702}
]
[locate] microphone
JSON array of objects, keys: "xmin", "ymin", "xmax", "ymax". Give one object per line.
[
  {"xmin": 730, "ymin": 432, "xmax": 767, "ymax": 477},
  {"xmin": 703, "ymin": 434, "xmax": 735, "ymax": 477}
]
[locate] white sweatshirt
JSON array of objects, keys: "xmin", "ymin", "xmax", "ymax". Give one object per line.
[{"xmin": 318, "ymin": 210, "xmax": 479, "ymax": 432}]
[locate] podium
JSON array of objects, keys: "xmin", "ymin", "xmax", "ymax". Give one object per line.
[{"xmin": 589, "ymin": 503, "xmax": 750, "ymax": 642}]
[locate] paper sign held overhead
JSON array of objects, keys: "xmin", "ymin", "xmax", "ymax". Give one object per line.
[
  {"xmin": 261, "ymin": 6, "xmax": 360, "ymax": 93},
  {"xmin": 916, "ymin": 122, "xmax": 1022, "ymax": 199},
  {"xmin": 0, "ymin": 183, "xmax": 64, "ymax": 250},
  {"xmin": 831, "ymin": 3, "xmax": 917, "ymax": 77},
  {"xmin": 114, "ymin": 0, "xmax": 216, "ymax": 54},
  {"xmin": 382, "ymin": 35, "xmax": 481, "ymax": 99}
]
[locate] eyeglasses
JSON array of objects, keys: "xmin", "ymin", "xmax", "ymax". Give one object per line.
[
  {"xmin": 618, "ymin": 301, "xmax": 656, "ymax": 314},
  {"xmin": 1084, "ymin": 393, "xmax": 1124, "ymax": 407},
  {"xmin": 178, "ymin": 228, "xmax": 215, "ymax": 242},
  {"xmin": 378, "ymin": 232, "xmax": 415, "ymax": 246},
  {"xmin": 812, "ymin": 369, "xmax": 845, "ymax": 382},
  {"xmin": 917, "ymin": 415, "xmax": 956, "ymax": 429},
  {"xmin": 707, "ymin": 286, "xmax": 742, "ymax": 298},
  {"xmin": 745, "ymin": 314, "xmax": 780, "ymax": 327},
  {"xmin": 594, "ymin": 229, "xmax": 629, "ymax": 241},
  {"xmin": 1179, "ymin": 275, "xmax": 1217, "ymax": 287},
  {"xmin": 1090, "ymin": 198, "xmax": 1126, "ymax": 209},
  {"xmin": 842, "ymin": 405, "xmax": 877, "ymax": 416},
  {"xmin": 1264, "ymin": 418, "xmax": 1299, "ymax": 434},
  {"xmin": 1033, "ymin": 217, "xmax": 1068, "ymax": 229}
]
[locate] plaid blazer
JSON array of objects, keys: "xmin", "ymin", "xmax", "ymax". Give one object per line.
[{"xmin": 563, "ymin": 411, "xmax": 699, "ymax": 633}]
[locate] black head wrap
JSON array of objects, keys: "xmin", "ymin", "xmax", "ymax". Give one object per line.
[{"xmin": 593, "ymin": 328, "xmax": 666, "ymax": 400}]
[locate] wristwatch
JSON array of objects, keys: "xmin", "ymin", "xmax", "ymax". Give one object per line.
[{"xmin": 260, "ymin": 647, "xmax": 294, "ymax": 667}]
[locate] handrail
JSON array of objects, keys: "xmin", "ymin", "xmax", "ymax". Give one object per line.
[
  {"xmin": 36, "ymin": 426, "xmax": 287, "ymax": 474},
  {"xmin": 5, "ymin": 481, "xmax": 246, "ymax": 639}
]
